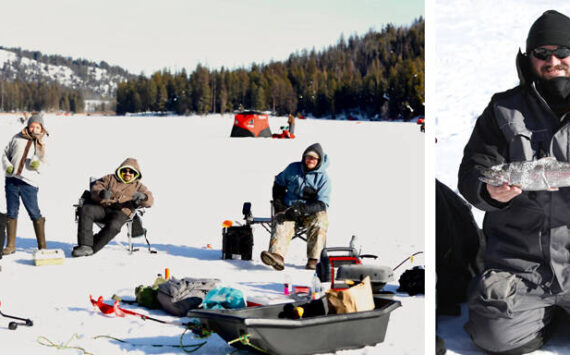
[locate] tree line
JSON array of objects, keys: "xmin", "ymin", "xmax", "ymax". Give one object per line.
[
  {"xmin": 117, "ymin": 18, "xmax": 424, "ymax": 119},
  {"xmin": 0, "ymin": 80, "xmax": 84, "ymax": 113}
]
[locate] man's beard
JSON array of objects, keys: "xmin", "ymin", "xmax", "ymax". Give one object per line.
[
  {"xmin": 536, "ymin": 75, "xmax": 570, "ymax": 117},
  {"xmin": 538, "ymin": 76, "xmax": 570, "ymax": 100}
]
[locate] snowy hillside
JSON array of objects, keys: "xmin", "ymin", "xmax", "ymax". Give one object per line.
[
  {"xmin": 0, "ymin": 48, "xmax": 130, "ymax": 98},
  {"xmin": 0, "ymin": 113, "xmax": 424, "ymax": 354},
  {"xmin": 435, "ymin": 0, "xmax": 570, "ymax": 354}
]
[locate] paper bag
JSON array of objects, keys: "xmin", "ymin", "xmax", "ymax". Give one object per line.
[{"xmin": 326, "ymin": 275, "xmax": 375, "ymax": 314}]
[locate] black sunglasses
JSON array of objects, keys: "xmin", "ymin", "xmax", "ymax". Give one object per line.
[
  {"xmin": 121, "ymin": 168, "xmax": 135, "ymax": 175},
  {"xmin": 531, "ymin": 47, "xmax": 570, "ymax": 60}
]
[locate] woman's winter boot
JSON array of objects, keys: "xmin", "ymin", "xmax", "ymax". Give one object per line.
[
  {"xmin": 3, "ymin": 218, "xmax": 17, "ymax": 255},
  {"xmin": 0, "ymin": 214, "xmax": 6, "ymax": 259},
  {"xmin": 32, "ymin": 217, "xmax": 46, "ymax": 249}
]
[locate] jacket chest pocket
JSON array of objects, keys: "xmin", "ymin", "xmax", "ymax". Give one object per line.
[{"xmin": 503, "ymin": 125, "xmax": 550, "ymax": 161}]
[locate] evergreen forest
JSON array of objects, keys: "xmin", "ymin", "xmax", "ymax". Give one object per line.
[
  {"xmin": 0, "ymin": 18, "xmax": 423, "ymax": 119},
  {"xmin": 116, "ymin": 18, "xmax": 424, "ymax": 120},
  {"xmin": 0, "ymin": 80, "xmax": 84, "ymax": 113}
]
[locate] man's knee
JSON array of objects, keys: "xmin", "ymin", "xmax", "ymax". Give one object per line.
[
  {"xmin": 466, "ymin": 316, "xmax": 546, "ymax": 354},
  {"xmin": 465, "ymin": 270, "xmax": 550, "ymax": 353},
  {"xmin": 80, "ymin": 204, "xmax": 100, "ymax": 218},
  {"xmin": 305, "ymin": 211, "xmax": 328, "ymax": 231},
  {"xmin": 313, "ymin": 210, "xmax": 328, "ymax": 223},
  {"xmin": 273, "ymin": 221, "xmax": 296, "ymax": 239},
  {"xmin": 107, "ymin": 215, "xmax": 128, "ymax": 234}
]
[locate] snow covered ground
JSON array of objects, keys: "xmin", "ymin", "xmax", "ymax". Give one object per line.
[
  {"xmin": 0, "ymin": 113, "xmax": 424, "ymax": 354},
  {"xmin": 435, "ymin": 0, "xmax": 570, "ymax": 354}
]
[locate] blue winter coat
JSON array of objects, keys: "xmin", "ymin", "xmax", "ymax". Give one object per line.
[{"xmin": 275, "ymin": 154, "xmax": 331, "ymax": 208}]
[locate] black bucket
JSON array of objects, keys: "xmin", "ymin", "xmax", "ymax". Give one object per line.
[{"xmin": 222, "ymin": 225, "xmax": 253, "ymax": 261}]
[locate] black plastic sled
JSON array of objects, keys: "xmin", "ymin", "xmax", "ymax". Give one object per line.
[{"xmin": 188, "ymin": 296, "xmax": 401, "ymax": 354}]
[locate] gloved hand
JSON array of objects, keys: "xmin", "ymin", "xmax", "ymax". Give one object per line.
[
  {"xmin": 6, "ymin": 166, "xmax": 14, "ymax": 175},
  {"xmin": 132, "ymin": 192, "xmax": 147, "ymax": 205},
  {"xmin": 274, "ymin": 212, "xmax": 287, "ymax": 224},
  {"xmin": 29, "ymin": 160, "xmax": 40, "ymax": 170},
  {"xmin": 100, "ymin": 189, "xmax": 112, "ymax": 200},
  {"xmin": 284, "ymin": 202, "xmax": 305, "ymax": 221},
  {"xmin": 273, "ymin": 199, "xmax": 287, "ymax": 214}
]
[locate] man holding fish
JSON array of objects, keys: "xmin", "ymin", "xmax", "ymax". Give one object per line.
[{"xmin": 458, "ymin": 10, "xmax": 570, "ymax": 354}]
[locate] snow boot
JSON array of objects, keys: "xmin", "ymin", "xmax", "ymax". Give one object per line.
[
  {"xmin": 0, "ymin": 213, "xmax": 6, "ymax": 259},
  {"xmin": 305, "ymin": 258, "xmax": 318, "ymax": 270},
  {"xmin": 32, "ymin": 217, "xmax": 46, "ymax": 250},
  {"xmin": 260, "ymin": 251, "xmax": 284, "ymax": 271},
  {"xmin": 72, "ymin": 245, "xmax": 93, "ymax": 257},
  {"xmin": 2, "ymin": 218, "xmax": 17, "ymax": 255}
]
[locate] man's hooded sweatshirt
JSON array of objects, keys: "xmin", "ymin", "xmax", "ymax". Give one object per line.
[{"xmin": 90, "ymin": 157, "xmax": 154, "ymax": 217}]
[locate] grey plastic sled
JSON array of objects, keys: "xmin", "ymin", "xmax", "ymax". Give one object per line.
[{"xmin": 188, "ymin": 296, "xmax": 401, "ymax": 354}]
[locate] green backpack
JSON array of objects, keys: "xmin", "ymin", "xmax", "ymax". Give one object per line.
[{"xmin": 135, "ymin": 276, "xmax": 167, "ymax": 309}]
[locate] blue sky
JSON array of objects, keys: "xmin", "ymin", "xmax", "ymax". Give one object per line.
[{"xmin": 0, "ymin": 0, "xmax": 423, "ymax": 74}]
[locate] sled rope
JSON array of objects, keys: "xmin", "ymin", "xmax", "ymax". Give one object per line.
[
  {"xmin": 94, "ymin": 331, "xmax": 207, "ymax": 353},
  {"xmin": 37, "ymin": 334, "xmax": 94, "ymax": 355},
  {"xmin": 393, "ymin": 251, "xmax": 424, "ymax": 271},
  {"xmin": 228, "ymin": 333, "xmax": 267, "ymax": 353}
]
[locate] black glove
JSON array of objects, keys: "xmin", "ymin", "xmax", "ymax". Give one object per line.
[
  {"xmin": 274, "ymin": 212, "xmax": 287, "ymax": 224},
  {"xmin": 132, "ymin": 192, "xmax": 147, "ymax": 205},
  {"xmin": 273, "ymin": 199, "xmax": 287, "ymax": 214},
  {"xmin": 284, "ymin": 202, "xmax": 305, "ymax": 221},
  {"xmin": 100, "ymin": 189, "xmax": 112, "ymax": 200},
  {"xmin": 272, "ymin": 183, "xmax": 287, "ymax": 213},
  {"xmin": 301, "ymin": 186, "xmax": 318, "ymax": 201},
  {"xmin": 303, "ymin": 201, "xmax": 327, "ymax": 215}
]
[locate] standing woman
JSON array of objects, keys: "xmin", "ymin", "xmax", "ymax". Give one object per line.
[{"xmin": 1, "ymin": 113, "xmax": 49, "ymax": 255}]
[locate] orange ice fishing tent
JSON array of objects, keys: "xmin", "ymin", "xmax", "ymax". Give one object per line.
[{"xmin": 230, "ymin": 110, "xmax": 272, "ymax": 137}]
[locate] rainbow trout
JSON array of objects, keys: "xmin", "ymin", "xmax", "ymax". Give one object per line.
[{"xmin": 479, "ymin": 157, "xmax": 570, "ymax": 191}]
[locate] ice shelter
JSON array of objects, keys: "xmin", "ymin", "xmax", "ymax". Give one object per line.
[{"xmin": 230, "ymin": 110, "xmax": 272, "ymax": 137}]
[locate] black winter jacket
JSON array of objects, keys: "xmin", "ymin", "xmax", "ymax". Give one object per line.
[{"xmin": 458, "ymin": 52, "xmax": 570, "ymax": 292}]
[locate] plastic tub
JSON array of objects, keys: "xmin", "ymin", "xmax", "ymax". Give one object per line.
[{"xmin": 188, "ymin": 296, "xmax": 401, "ymax": 354}]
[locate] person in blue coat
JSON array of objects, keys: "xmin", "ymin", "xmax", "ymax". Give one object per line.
[{"xmin": 261, "ymin": 143, "xmax": 331, "ymax": 270}]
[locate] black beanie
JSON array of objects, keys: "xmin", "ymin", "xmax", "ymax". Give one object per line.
[{"xmin": 526, "ymin": 10, "xmax": 570, "ymax": 52}]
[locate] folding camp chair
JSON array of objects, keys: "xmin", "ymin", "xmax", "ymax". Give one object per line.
[
  {"xmin": 73, "ymin": 178, "xmax": 155, "ymax": 254},
  {"xmin": 242, "ymin": 201, "xmax": 307, "ymax": 242}
]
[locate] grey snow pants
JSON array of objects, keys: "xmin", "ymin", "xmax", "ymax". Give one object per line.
[
  {"xmin": 465, "ymin": 269, "xmax": 570, "ymax": 354},
  {"xmin": 77, "ymin": 203, "xmax": 129, "ymax": 253}
]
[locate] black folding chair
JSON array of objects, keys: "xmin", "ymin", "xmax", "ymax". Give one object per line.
[
  {"xmin": 73, "ymin": 178, "xmax": 155, "ymax": 254},
  {"xmin": 242, "ymin": 201, "xmax": 307, "ymax": 242}
]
